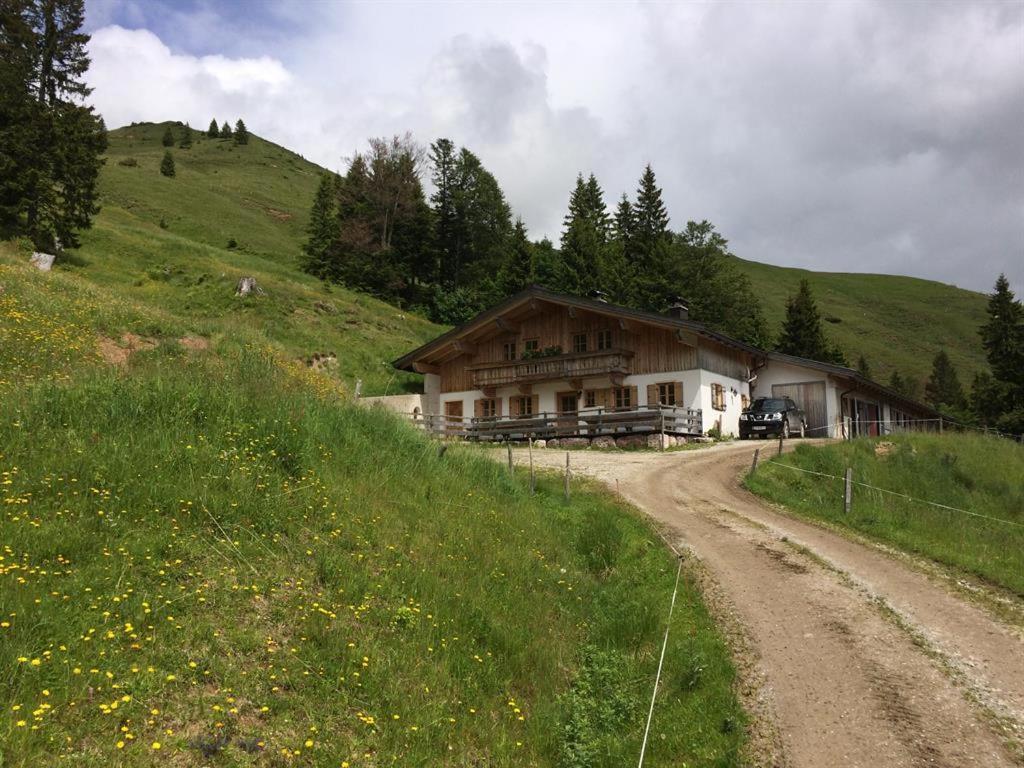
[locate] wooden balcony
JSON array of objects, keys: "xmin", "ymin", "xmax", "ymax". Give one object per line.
[
  {"xmin": 411, "ymin": 405, "xmax": 703, "ymax": 440},
  {"xmin": 467, "ymin": 348, "xmax": 633, "ymax": 388}
]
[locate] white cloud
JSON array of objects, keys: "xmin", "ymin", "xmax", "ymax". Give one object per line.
[{"xmin": 85, "ymin": 1, "xmax": 1023, "ymax": 294}]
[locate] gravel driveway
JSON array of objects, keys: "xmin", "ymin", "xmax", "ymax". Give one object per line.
[{"xmin": 512, "ymin": 440, "xmax": 1024, "ymax": 767}]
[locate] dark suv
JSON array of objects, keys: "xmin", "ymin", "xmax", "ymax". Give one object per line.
[{"xmin": 739, "ymin": 397, "xmax": 806, "ymax": 439}]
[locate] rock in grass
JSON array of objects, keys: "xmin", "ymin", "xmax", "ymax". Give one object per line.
[
  {"xmin": 235, "ymin": 276, "xmax": 263, "ymax": 296},
  {"xmin": 30, "ymin": 252, "xmax": 56, "ymax": 271}
]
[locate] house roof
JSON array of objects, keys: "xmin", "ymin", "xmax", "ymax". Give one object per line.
[
  {"xmin": 392, "ymin": 285, "xmax": 762, "ymax": 372},
  {"xmin": 393, "ymin": 285, "xmax": 939, "ymax": 418}
]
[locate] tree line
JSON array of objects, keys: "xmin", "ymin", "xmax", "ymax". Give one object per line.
[
  {"xmin": 302, "ymin": 135, "xmax": 767, "ymax": 345},
  {"xmin": 0, "ymin": 0, "xmax": 106, "ymax": 252},
  {"xmin": 775, "ymin": 275, "xmax": 1024, "ymax": 433}
]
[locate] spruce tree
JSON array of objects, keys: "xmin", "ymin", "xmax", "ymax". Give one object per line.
[
  {"xmin": 856, "ymin": 354, "xmax": 872, "ymax": 379},
  {"xmin": 924, "ymin": 350, "xmax": 966, "ymax": 411},
  {"xmin": 0, "ymin": 1, "xmax": 40, "ymax": 237},
  {"xmin": 178, "ymin": 122, "xmax": 192, "ymax": 148},
  {"xmin": 207, "ymin": 118, "xmax": 219, "ymax": 137},
  {"xmin": 160, "ymin": 150, "xmax": 175, "ymax": 177},
  {"xmin": 161, "ymin": 124, "xmax": 174, "ymax": 146},
  {"xmin": 889, "ymin": 370, "xmax": 906, "ymax": 394},
  {"xmin": 17, "ymin": 0, "xmax": 106, "ymax": 250},
  {"xmin": 429, "ymin": 138, "xmax": 459, "ymax": 286},
  {"xmin": 776, "ymin": 280, "xmax": 832, "ymax": 361},
  {"xmin": 979, "ymin": 274, "xmax": 1024, "ymax": 391},
  {"xmin": 498, "ymin": 218, "xmax": 535, "ymax": 295},
  {"xmin": 633, "ymin": 164, "xmax": 670, "ymax": 265},
  {"xmin": 559, "ymin": 173, "xmax": 608, "ymax": 296},
  {"xmin": 302, "ymin": 173, "xmax": 338, "ymax": 278},
  {"xmin": 233, "ymin": 118, "xmax": 248, "ymax": 145},
  {"xmin": 220, "ymin": 121, "xmax": 232, "ymax": 139}
]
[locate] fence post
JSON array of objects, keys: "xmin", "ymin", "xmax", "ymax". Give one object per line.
[
  {"xmin": 844, "ymin": 416, "xmax": 851, "ymax": 440},
  {"xmin": 750, "ymin": 447, "xmax": 760, "ymax": 475},
  {"xmin": 660, "ymin": 411, "xmax": 666, "ymax": 451},
  {"xmin": 939, "ymin": 417, "xmax": 944, "ymax": 434},
  {"xmin": 564, "ymin": 451, "xmax": 571, "ymax": 502},
  {"xmin": 528, "ymin": 437, "xmax": 536, "ymax": 494},
  {"xmin": 777, "ymin": 433, "xmax": 784, "ymax": 456},
  {"xmin": 507, "ymin": 441, "xmax": 514, "ymax": 475},
  {"xmin": 844, "ymin": 467, "xmax": 852, "ymax": 513}
]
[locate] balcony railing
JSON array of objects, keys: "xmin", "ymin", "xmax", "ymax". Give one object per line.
[
  {"xmin": 467, "ymin": 349, "xmax": 633, "ymax": 388},
  {"xmin": 411, "ymin": 404, "xmax": 703, "ymax": 440}
]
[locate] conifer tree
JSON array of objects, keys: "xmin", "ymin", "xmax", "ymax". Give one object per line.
[
  {"xmin": 233, "ymin": 118, "xmax": 248, "ymax": 145},
  {"xmin": 612, "ymin": 194, "xmax": 635, "ymax": 255},
  {"xmin": 924, "ymin": 350, "xmax": 966, "ymax": 411},
  {"xmin": 498, "ymin": 218, "xmax": 535, "ymax": 295},
  {"xmin": 633, "ymin": 164, "xmax": 670, "ymax": 265},
  {"xmin": 889, "ymin": 370, "xmax": 906, "ymax": 394},
  {"xmin": 220, "ymin": 121, "xmax": 232, "ymax": 139},
  {"xmin": 777, "ymin": 280, "xmax": 838, "ymax": 363},
  {"xmin": 302, "ymin": 173, "xmax": 339, "ymax": 278},
  {"xmin": 856, "ymin": 354, "xmax": 872, "ymax": 379},
  {"xmin": 979, "ymin": 274, "xmax": 1024, "ymax": 392},
  {"xmin": 559, "ymin": 173, "xmax": 608, "ymax": 296},
  {"xmin": 11, "ymin": 0, "xmax": 107, "ymax": 250},
  {"xmin": 207, "ymin": 118, "xmax": 219, "ymax": 137},
  {"xmin": 161, "ymin": 125, "xmax": 174, "ymax": 146},
  {"xmin": 179, "ymin": 122, "xmax": 192, "ymax": 148},
  {"xmin": 160, "ymin": 150, "xmax": 175, "ymax": 177}
]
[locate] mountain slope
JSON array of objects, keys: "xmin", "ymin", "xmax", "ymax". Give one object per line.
[{"xmin": 732, "ymin": 257, "xmax": 989, "ymax": 385}]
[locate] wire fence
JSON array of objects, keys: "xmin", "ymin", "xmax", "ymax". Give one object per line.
[{"xmin": 760, "ymin": 459, "xmax": 1024, "ymax": 530}]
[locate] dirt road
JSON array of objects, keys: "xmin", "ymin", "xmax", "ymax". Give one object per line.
[{"xmin": 519, "ymin": 441, "xmax": 1024, "ymax": 767}]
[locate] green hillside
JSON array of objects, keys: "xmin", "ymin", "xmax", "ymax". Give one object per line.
[
  {"xmin": 0, "ymin": 123, "xmax": 745, "ymax": 765},
  {"xmin": 66, "ymin": 121, "xmax": 438, "ymax": 396},
  {"xmin": 732, "ymin": 257, "xmax": 989, "ymax": 385}
]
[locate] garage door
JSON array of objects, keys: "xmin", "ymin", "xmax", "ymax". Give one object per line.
[{"xmin": 772, "ymin": 381, "xmax": 827, "ymax": 435}]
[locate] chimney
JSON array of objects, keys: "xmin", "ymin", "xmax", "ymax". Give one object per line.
[
  {"xmin": 589, "ymin": 289, "xmax": 609, "ymax": 303},
  {"xmin": 667, "ymin": 296, "xmax": 689, "ymax": 320}
]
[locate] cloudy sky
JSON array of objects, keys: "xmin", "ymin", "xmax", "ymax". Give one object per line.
[{"xmin": 83, "ymin": 0, "xmax": 1022, "ymax": 294}]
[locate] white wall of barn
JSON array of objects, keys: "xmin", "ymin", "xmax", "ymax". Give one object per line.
[{"xmin": 752, "ymin": 360, "xmax": 843, "ymax": 437}]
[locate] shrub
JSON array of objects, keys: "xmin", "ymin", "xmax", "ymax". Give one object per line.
[{"xmin": 117, "ymin": 157, "xmax": 138, "ymax": 167}]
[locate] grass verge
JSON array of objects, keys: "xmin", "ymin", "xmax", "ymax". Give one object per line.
[{"xmin": 744, "ymin": 434, "xmax": 1024, "ymax": 597}]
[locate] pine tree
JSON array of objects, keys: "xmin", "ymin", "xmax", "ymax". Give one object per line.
[
  {"xmin": 856, "ymin": 354, "xmax": 872, "ymax": 379},
  {"xmin": 559, "ymin": 173, "xmax": 608, "ymax": 296},
  {"xmin": 889, "ymin": 370, "xmax": 906, "ymax": 394},
  {"xmin": 178, "ymin": 122, "xmax": 192, "ymax": 148},
  {"xmin": 207, "ymin": 118, "xmax": 219, "ymax": 137},
  {"xmin": 160, "ymin": 150, "xmax": 175, "ymax": 177},
  {"xmin": 161, "ymin": 125, "xmax": 174, "ymax": 147},
  {"xmin": 924, "ymin": 350, "xmax": 966, "ymax": 411},
  {"xmin": 979, "ymin": 274, "xmax": 1024, "ymax": 392},
  {"xmin": 220, "ymin": 121, "xmax": 232, "ymax": 139},
  {"xmin": 233, "ymin": 118, "xmax": 248, "ymax": 145},
  {"xmin": 633, "ymin": 164, "xmax": 670, "ymax": 266},
  {"xmin": 777, "ymin": 280, "xmax": 832, "ymax": 361},
  {"xmin": 498, "ymin": 218, "xmax": 535, "ymax": 295},
  {"xmin": 302, "ymin": 173, "xmax": 338, "ymax": 278},
  {"xmin": 15, "ymin": 0, "xmax": 107, "ymax": 250}
]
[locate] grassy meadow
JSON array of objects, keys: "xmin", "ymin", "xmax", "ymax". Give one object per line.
[
  {"xmin": 745, "ymin": 434, "xmax": 1024, "ymax": 596},
  {"xmin": 0, "ymin": 249, "xmax": 745, "ymax": 764},
  {"xmin": 733, "ymin": 257, "xmax": 989, "ymax": 385}
]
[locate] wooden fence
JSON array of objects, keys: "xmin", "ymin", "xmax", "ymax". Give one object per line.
[{"xmin": 411, "ymin": 404, "xmax": 702, "ymax": 441}]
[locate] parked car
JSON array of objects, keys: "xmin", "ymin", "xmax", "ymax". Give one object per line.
[{"xmin": 739, "ymin": 397, "xmax": 806, "ymax": 439}]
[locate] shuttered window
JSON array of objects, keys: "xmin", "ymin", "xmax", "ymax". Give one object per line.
[
  {"xmin": 612, "ymin": 386, "xmax": 635, "ymax": 410},
  {"xmin": 475, "ymin": 398, "xmax": 498, "ymax": 419},
  {"xmin": 647, "ymin": 382, "xmax": 683, "ymax": 406},
  {"xmin": 711, "ymin": 383, "xmax": 726, "ymax": 411},
  {"xmin": 572, "ymin": 333, "xmax": 588, "ymax": 353},
  {"xmin": 512, "ymin": 395, "xmax": 537, "ymax": 416},
  {"xmin": 596, "ymin": 329, "xmax": 612, "ymax": 350},
  {"xmin": 503, "ymin": 341, "xmax": 517, "ymax": 361}
]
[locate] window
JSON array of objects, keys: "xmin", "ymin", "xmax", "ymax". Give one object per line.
[
  {"xmin": 584, "ymin": 390, "xmax": 597, "ymax": 408},
  {"xmin": 479, "ymin": 398, "xmax": 498, "ymax": 419},
  {"xmin": 612, "ymin": 386, "xmax": 632, "ymax": 410},
  {"xmin": 656, "ymin": 382, "xmax": 677, "ymax": 406},
  {"xmin": 514, "ymin": 395, "xmax": 534, "ymax": 416},
  {"xmin": 596, "ymin": 329, "xmax": 612, "ymax": 350},
  {"xmin": 711, "ymin": 383, "xmax": 726, "ymax": 411},
  {"xmin": 572, "ymin": 332, "xmax": 588, "ymax": 353},
  {"xmin": 503, "ymin": 341, "xmax": 516, "ymax": 361},
  {"xmin": 523, "ymin": 338, "xmax": 539, "ymax": 356}
]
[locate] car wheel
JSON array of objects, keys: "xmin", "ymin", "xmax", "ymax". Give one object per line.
[{"xmin": 782, "ymin": 419, "xmax": 790, "ymax": 439}]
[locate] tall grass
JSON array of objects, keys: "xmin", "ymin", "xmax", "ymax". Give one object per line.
[
  {"xmin": 0, "ymin": 346, "xmax": 744, "ymax": 766},
  {"xmin": 745, "ymin": 434, "xmax": 1024, "ymax": 596}
]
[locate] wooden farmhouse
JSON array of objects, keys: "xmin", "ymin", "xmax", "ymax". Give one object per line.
[{"xmin": 385, "ymin": 287, "xmax": 940, "ymax": 443}]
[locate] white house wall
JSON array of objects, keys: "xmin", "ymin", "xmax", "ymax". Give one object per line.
[{"xmin": 698, "ymin": 369, "xmax": 749, "ymax": 436}]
